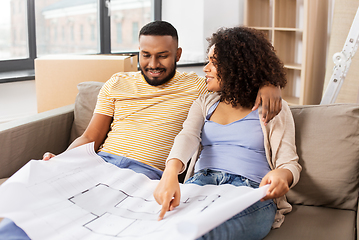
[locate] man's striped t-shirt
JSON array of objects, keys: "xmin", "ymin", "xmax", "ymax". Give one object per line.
[{"xmin": 94, "ymin": 70, "xmax": 207, "ymax": 171}]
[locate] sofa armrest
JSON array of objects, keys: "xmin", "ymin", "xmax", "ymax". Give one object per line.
[
  {"xmin": 0, "ymin": 178, "xmax": 7, "ymax": 186},
  {"xmin": 0, "ymin": 104, "xmax": 74, "ymax": 179}
]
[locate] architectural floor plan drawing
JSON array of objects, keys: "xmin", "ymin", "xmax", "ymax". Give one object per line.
[
  {"xmin": 69, "ymin": 183, "xmax": 220, "ymax": 238},
  {"xmin": 0, "ymin": 143, "xmax": 268, "ymax": 240}
]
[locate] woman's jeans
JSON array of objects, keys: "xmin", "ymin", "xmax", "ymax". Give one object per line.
[
  {"xmin": 186, "ymin": 169, "xmax": 277, "ymax": 240},
  {"xmin": 0, "ymin": 152, "xmax": 163, "ymax": 240}
]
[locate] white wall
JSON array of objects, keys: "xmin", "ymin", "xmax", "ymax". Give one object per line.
[
  {"xmin": 162, "ymin": 0, "xmax": 244, "ymax": 64},
  {"xmin": 162, "ymin": 0, "xmax": 205, "ymax": 63},
  {"xmin": 0, "ymin": 80, "xmax": 37, "ymax": 123},
  {"xmin": 177, "ymin": 65, "xmax": 205, "ymax": 77}
]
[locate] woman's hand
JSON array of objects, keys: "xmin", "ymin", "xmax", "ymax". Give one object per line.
[
  {"xmin": 42, "ymin": 152, "xmax": 56, "ymax": 161},
  {"xmin": 259, "ymin": 168, "xmax": 293, "ymax": 201},
  {"xmin": 153, "ymin": 159, "xmax": 183, "ymax": 220}
]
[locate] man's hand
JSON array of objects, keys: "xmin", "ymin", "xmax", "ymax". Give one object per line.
[
  {"xmin": 153, "ymin": 159, "xmax": 183, "ymax": 220},
  {"xmin": 42, "ymin": 152, "xmax": 56, "ymax": 161},
  {"xmin": 259, "ymin": 168, "xmax": 293, "ymax": 201},
  {"xmin": 252, "ymin": 85, "xmax": 282, "ymax": 125}
]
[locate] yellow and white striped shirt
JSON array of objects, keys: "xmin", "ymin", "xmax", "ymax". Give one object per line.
[{"xmin": 94, "ymin": 70, "xmax": 207, "ymax": 170}]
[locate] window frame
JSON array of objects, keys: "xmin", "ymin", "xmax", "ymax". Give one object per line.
[
  {"xmin": 0, "ymin": 0, "xmax": 162, "ymax": 83},
  {"xmin": 0, "ymin": 0, "xmax": 36, "ymax": 74}
]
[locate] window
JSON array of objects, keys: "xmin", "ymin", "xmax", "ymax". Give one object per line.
[
  {"xmin": 132, "ymin": 22, "xmax": 139, "ymax": 44},
  {"xmin": 110, "ymin": 0, "xmax": 152, "ymax": 53},
  {"xmin": 91, "ymin": 24, "xmax": 95, "ymax": 41},
  {"xmin": 0, "ymin": 0, "xmax": 161, "ymax": 82},
  {"xmin": 71, "ymin": 25, "xmax": 74, "ymax": 41},
  {"xmin": 62, "ymin": 26, "xmax": 65, "ymax": 42},
  {"xmin": 116, "ymin": 23, "xmax": 122, "ymax": 44},
  {"xmin": 54, "ymin": 25, "xmax": 57, "ymax": 42},
  {"xmin": 80, "ymin": 25, "xmax": 84, "ymax": 42},
  {"xmin": 0, "ymin": 0, "xmax": 28, "ymax": 61},
  {"xmin": 36, "ymin": 0, "xmax": 98, "ymax": 56}
]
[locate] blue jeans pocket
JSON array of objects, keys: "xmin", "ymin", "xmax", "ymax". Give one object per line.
[
  {"xmin": 185, "ymin": 169, "xmax": 221, "ymax": 186},
  {"xmin": 244, "ymin": 178, "xmax": 260, "ymax": 188}
]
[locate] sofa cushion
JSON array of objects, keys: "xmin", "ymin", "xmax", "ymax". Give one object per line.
[
  {"xmin": 264, "ymin": 205, "xmax": 356, "ymax": 240},
  {"xmin": 69, "ymin": 81, "xmax": 104, "ymax": 142},
  {"xmin": 286, "ymin": 104, "xmax": 359, "ymax": 210}
]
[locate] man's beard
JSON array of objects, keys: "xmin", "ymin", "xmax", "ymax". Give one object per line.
[{"xmin": 140, "ymin": 63, "xmax": 177, "ymax": 86}]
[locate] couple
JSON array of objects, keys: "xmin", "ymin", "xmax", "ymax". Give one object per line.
[{"xmin": 0, "ymin": 21, "xmax": 300, "ymax": 240}]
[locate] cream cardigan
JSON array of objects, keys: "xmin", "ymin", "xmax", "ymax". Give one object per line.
[{"xmin": 167, "ymin": 92, "xmax": 302, "ymax": 228}]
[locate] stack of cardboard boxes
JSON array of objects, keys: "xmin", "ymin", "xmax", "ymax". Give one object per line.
[{"xmin": 35, "ymin": 54, "xmax": 138, "ymax": 113}]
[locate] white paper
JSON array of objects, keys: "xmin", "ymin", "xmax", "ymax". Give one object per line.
[{"xmin": 0, "ymin": 143, "xmax": 269, "ymax": 240}]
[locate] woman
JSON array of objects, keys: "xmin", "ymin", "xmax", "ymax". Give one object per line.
[{"xmin": 154, "ymin": 26, "xmax": 301, "ymax": 240}]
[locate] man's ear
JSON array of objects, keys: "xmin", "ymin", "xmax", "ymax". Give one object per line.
[{"xmin": 176, "ymin": 47, "xmax": 182, "ymax": 62}]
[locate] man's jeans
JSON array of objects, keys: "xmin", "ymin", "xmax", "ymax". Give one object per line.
[
  {"xmin": 186, "ymin": 169, "xmax": 277, "ymax": 240},
  {"xmin": 97, "ymin": 151, "xmax": 163, "ymax": 180},
  {"xmin": 0, "ymin": 152, "xmax": 163, "ymax": 240}
]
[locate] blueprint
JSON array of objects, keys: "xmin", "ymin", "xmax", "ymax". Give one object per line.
[{"xmin": 0, "ymin": 143, "xmax": 269, "ymax": 240}]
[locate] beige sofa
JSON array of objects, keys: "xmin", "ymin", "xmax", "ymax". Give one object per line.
[{"xmin": 0, "ymin": 81, "xmax": 358, "ymax": 239}]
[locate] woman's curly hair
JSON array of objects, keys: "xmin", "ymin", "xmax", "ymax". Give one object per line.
[{"xmin": 207, "ymin": 26, "xmax": 286, "ymax": 108}]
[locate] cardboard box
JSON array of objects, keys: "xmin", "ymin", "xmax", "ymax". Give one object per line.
[{"xmin": 35, "ymin": 54, "xmax": 138, "ymax": 113}]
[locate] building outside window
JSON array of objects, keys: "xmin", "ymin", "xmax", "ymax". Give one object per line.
[
  {"xmin": 80, "ymin": 25, "xmax": 84, "ymax": 42},
  {"xmin": 62, "ymin": 25, "xmax": 65, "ymax": 42},
  {"xmin": 36, "ymin": 0, "xmax": 98, "ymax": 56},
  {"xmin": 116, "ymin": 22, "xmax": 123, "ymax": 44},
  {"xmin": 110, "ymin": 0, "xmax": 151, "ymax": 53},
  {"xmin": 132, "ymin": 22, "xmax": 139, "ymax": 44},
  {"xmin": 0, "ymin": 0, "xmax": 28, "ymax": 61},
  {"xmin": 91, "ymin": 24, "xmax": 95, "ymax": 42}
]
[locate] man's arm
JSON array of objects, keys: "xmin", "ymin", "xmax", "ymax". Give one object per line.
[
  {"xmin": 252, "ymin": 85, "xmax": 282, "ymax": 124},
  {"xmin": 67, "ymin": 113, "xmax": 112, "ymax": 151},
  {"xmin": 43, "ymin": 113, "xmax": 112, "ymax": 160}
]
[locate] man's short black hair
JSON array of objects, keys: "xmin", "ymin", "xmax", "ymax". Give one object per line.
[{"xmin": 139, "ymin": 21, "xmax": 178, "ymax": 42}]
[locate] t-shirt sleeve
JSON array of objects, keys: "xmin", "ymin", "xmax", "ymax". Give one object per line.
[
  {"xmin": 94, "ymin": 78, "xmax": 115, "ymax": 117},
  {"xmin": 196, "ymin": 76, "xmax": 208, "ymax": 95}
]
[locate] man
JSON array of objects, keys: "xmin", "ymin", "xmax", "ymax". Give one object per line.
[{"xmin": 0, "ymin": 21, "xmax": 282, "ymax": 239}]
